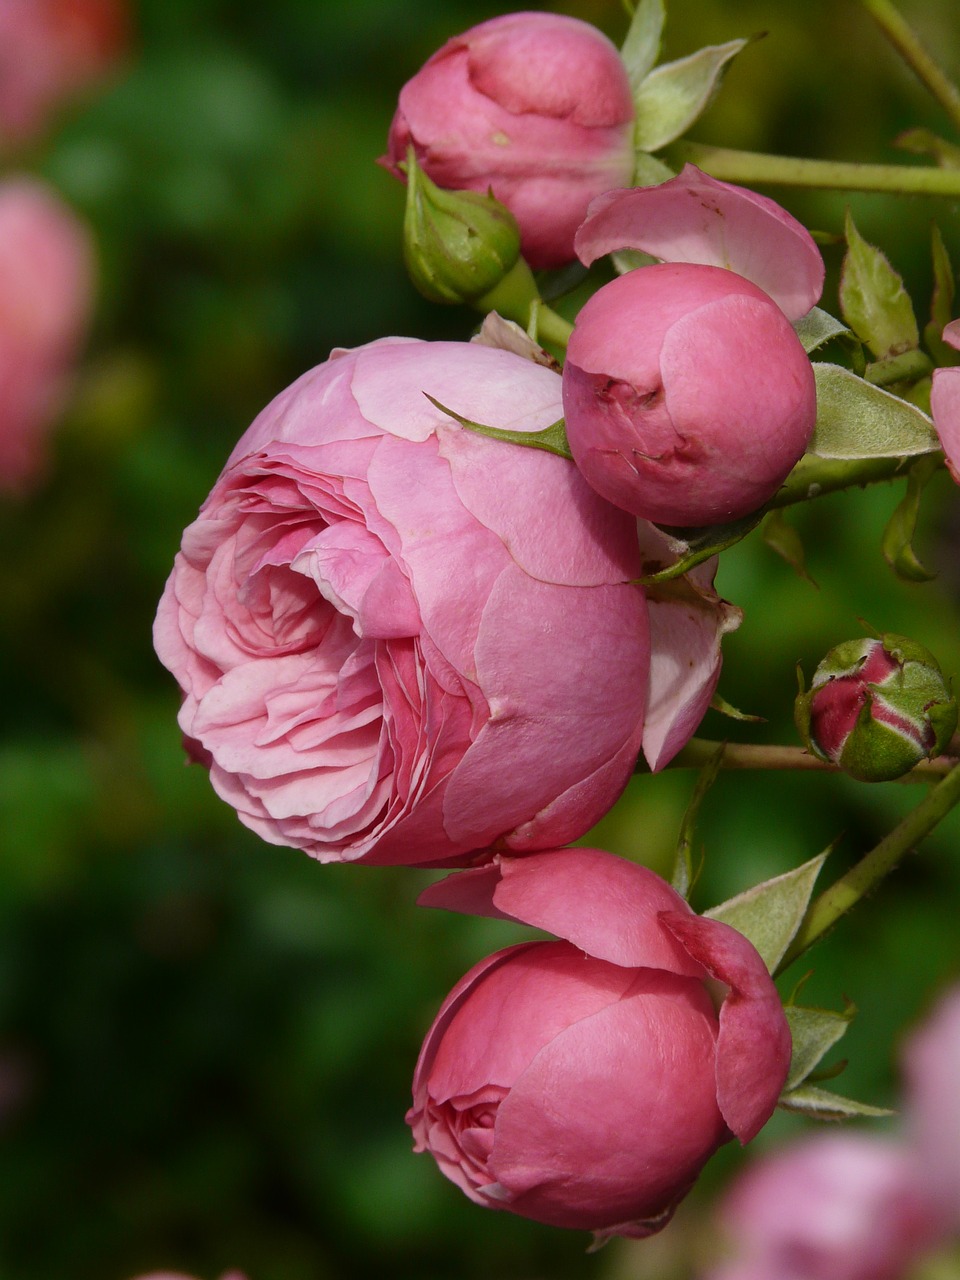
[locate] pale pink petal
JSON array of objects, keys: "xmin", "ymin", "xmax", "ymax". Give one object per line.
[
  {"xmin": 575, "ymin": 165, "xmax": 824, "ymax": 321},
  {"xmin": 931, "ymin": 365, "xmax": 960, "ymax": 484},
  {"xmin": 659, "ymin": 911, "xmax": 791, "ymax": 1141}
]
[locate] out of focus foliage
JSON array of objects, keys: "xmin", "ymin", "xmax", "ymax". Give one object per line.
[{"xmin": 1, "ymin": 2, "xmax": 959, "ymax": 1278}]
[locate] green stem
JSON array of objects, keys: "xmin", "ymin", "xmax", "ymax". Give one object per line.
[
  {"xmin": 778, "ymin": 759, "xmax": 960, "ymax": 971},
  {"xmin": 672, "ymin": 142, "xmax": 960, "ymax": 197},
  {"xmin": 771, "ymin": 454, "xmax": 927, "ymax": 508},
  {"xmin": 860, "ymin": 0, "xmax": 960, "ymax": 135},
  {"xmin": 530, "ymin": 301, "xmax": 574, "ymax": 350},
  {"xmin": 667, "ymin": 736, "xmax": 958, "ymax": 782}
]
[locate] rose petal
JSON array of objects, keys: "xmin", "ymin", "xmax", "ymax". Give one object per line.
[
  {"xmin": 659, "ymin": 911, "xmax": 791, "ymax": 1141},
  {"xmin": 931, "ymin": 365, "xmax": 960, "ymax": 485},
  {"xmin": 574, "ymin": 165, "xmax": 824, "ymax": 321}
]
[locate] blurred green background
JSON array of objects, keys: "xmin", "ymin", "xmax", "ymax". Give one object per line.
[{"xmin": 1, "ymin": 1, "xmax": 959, "ymax": 1277}]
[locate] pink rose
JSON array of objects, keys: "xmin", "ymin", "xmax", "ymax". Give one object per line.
[
  {"xmin": 564, "ymin": 166, "xmax": 824, "ymax": 526},
  {"xmin": 0, "ymin": 175, "xmax": 95, "ymax": 494},
  {"xmin": 904, "ymin": 983, "xmax": 960, "ymax": 1234},
  {"xmin": 154, "ymin": 338, "xmax": 652, "ymax": 865},
  {"xmin": 562, "ymin": 262, "xmax": 817, "ymax": 526},
  {"xmin": 705, "ymin": 1133, "xmax": 942, "ymax": 1280},
  {"xmin": 931, "ymin": 319, "xmax": 960, "ymax": 483},
  {"xmin": 408, "ymin": 848, "xmax": 791, "ymax": 1241},
  {"xmin": 0, "ymin": 0, "xmax": 129, "ymax": 146},
  {"xmin": 381, "ymin": 13, "xmax": 635, "ymax": 270}
]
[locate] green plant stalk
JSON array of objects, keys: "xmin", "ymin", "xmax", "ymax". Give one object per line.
[
  {"xmin": 530, "ymin": 300, "xmax": 575, "ymax": 349},
  {"xmin": 860, "ymin": 0, "xmax": 960, "ymax": 135},
  {"xmin": 777, "ymin": 759, "xmax": 960, "ymax": 971},
  {"xmin": 474, "ymin": 260, "xmax": 574, "ymax": 351},
  {"xmin": 667, "ymin": 736, "xmax": 958, "ymax": 782},
  {"xmin": 671, "ymin": 143, "xmax": 960, "ymax": 197}
]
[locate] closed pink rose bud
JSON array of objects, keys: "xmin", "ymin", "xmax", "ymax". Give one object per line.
[
  {"xmin": 795, "ymin": 634, "xmax": 957, "ymax": 783},
  {"xmin": 0, "ymin": 0, "xmax": 129, "ymax": 146},
  {"xmin": 705, "ymin": 1133, "xmax": 942, "ymax": 1280},
  {"xmin": 409, "ymin": 848, "xmax": 791, "ymax": 1241},
  {"xmin": 904, "ymin": 984, "xmax": 960, "ymax": 1234},
  {"xmin": 154, "ymin": 339, "xmax": 651, "ymax": 866},
  {"xmin": 0, "ymin": 175, "xmax": 95, "ymax": 493},
  {"xmin": 562, "ymin": 262, "xmax": 817, "ymax": 526},
  {"xmin": 381, "ymin": 13, "xmax": 635, "ymax": 270}
]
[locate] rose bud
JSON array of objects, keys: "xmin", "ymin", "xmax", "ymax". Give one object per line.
[
  {"xmin": 931, "ymin": 319, "xmax": 960, "ymax": 484},
  {"xmin": 903, "ymin": 984, "xmax": 960, "ymax": 1235},
  {"xmin": 0, "ymin": 175, "xmax": 96, "ymax": 494},
  {"xmin": 795, "ymin": 634, "xmax": 957, "ymax": 783},
  {"xmin": 154, "ymin": 338, "xmax": 652, "ymax": 866},
  {"xmin": 561, "ymin": 262, "xmax": 817, "ymax": 526},
  {"xmin": 400, "ymin": 150, "xmax": 532, "ymax": 309},
  {"xmin": 409, "ymin": 848, "xmax": 791, "ymax": 1242},
  {"xmin": 0, "ymin": 0, "xmax": 129, "ymax": 147},
  {"xmin": 704, "ymin": 1133, "xmax": 943, "ymax": 1280},
  {"xmin": 381, "ymin": 13, "xmax": 635, "ymax": 270}
]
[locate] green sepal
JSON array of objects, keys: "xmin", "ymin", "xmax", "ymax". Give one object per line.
[
  {"xmin": 630, "ymin": 150, "xmax": 675, "ymax": 188},
  {"xmin": 620, "ymin": 0, "xmax": 665, "ymax": 92},
  {"xmin": 840, "ymin": 210, "xmax": 919, "ymax": 360},
  {"xmin": 635, "ymin": 509, "xmax": 765, "ymax": 584},
  {"xmin": 709, "ymin": 692, "xmax": 765, "ymax": 724},
  {"xmin": 423, "ymin": 395, "xmax": 573, "ymax": 459},
  {"xmin": 881, "ymin": 454, "xmax": 940, "ymax": 583},
  {"xmin": 783, "ymin": 1001, "xmax": 855, "ymax": 1093},
  {"xmin": 778, "ymin": 1083, "xmax": 894, "ymax": 1121},
  {"xmin": 809, "ymin": 364, "xmax": 939, "ymax": 459},
  {"xmin": 671, "ymin": 742, "xmax": 724, "ymax": 899},
  {"xmin": 794, "ymin": 307, "xmax": 856, "ymax": 356},
  {"xmin": 763, "ymin": 508, "xmax": 816, "ymax": 585},
  {"xmin": 704, "ymin": 851, "xmax": 829, "ymax": 973},
  {"xmin": 632, "ymin": 38, "xmax": 753, "ymax": 153}
]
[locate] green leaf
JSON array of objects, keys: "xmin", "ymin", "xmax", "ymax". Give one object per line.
[
  {"xmin": 784, "ymin": 1003, "xmax": 854, "ymax": 1092},
  {"xmin": 925, "ymin": 224, "xmax": 959, "ymax": 365},
  {"xmin": 763, "ymin": 508, "xmax": 817, "ymax": 585},
  {"xmin": 793, "ymin": 306, "xmax": 855, "ymax": 355},
  {"xmin": 423, "ymin": 394, "xmax": 573, "ymax": 459},
  {"xmin": 709, "ymin": 692, "xmax": 765, "ymax": 724},
  {"xmin": 810, "ymin": 364, "xmax": 939, "ymax": 459},
  {"xmin": 672, "ymin": 743, "xmax": 724, "ymax": 899},
  {"xmin": 882, "ymin": 454, "xmax": 941, "ymax": 582},
  {"xmin": 705, "ymin": 851, "xmax": 828, "ymax": 973},
  {"xmin": 633, "ymin": 38, "xmax": 752, "ymax": 152},
  {"xmin": 620, "ymin": 0, "xmax": 665, "ymax": 92},
  {"xmin": 840, "ymin": 210, "xmax": 919, "ymax": 360},
  {"xmin": 636, "ymin": 509, "xmax": 765, "ymax": 584},
  {"xmin": 778, "ymin": 1083, "xmax": 894, "ymax": 1121}
]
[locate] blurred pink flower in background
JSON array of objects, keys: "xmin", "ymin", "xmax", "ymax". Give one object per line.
[
  {"xmin": 130, "ymin": 1272, "xmax": 248, "ymax": 1280},
  {"xmin": 705, "ymin": 1133, "xmax": 941, "ymax": 1280},
  {"xmin": 0, "ymin": 0, "xmax": 129, "ymax": 146},
  {"xmin": 382, "ymin": 12, "xmax": 635, "ymax": 269},
  {"xmin": 903, "ymin": 984, "xmax": 960, "ymax": 1235},
  {"xmin": 409, "ymin": 848, "xmax": 790, "ymax": 1242},
  {"xmin": 0, "ymin": 175, "xmax": 95, "ymax": 493}
]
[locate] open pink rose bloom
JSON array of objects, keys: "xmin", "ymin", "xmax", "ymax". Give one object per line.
[
  {"xmin": 0, "ymin": 175, "xmax": 95, "ymax": 493},
  {"xmin": 382, "ymin": 12, "xmax": 636, "ymax": 269},
  {"xmin": 409, "ymin": 848, "xmax": 791, "ymax": 1241},
  {"xmin": 563, "ymin": 166, "xmax": 824, "ymax": 526}
]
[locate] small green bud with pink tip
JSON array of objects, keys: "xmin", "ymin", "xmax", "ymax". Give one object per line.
[{"xmin": 795, "ymin": 634, "xmax": 957, "ymax": 782}]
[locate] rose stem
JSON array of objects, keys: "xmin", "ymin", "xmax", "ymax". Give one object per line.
[
  {"xmin": 670, "ymin": 143, "xmax": 960, "ymax": 198},
  {"xmin": 776, "ymin": 759, "xmax": 960, "ymax": 971},
  {"xmin": 666, "ymin": 737, "xmax": 959, "ymax": 782},
  {"xmin": 860, "ymin": 0, "xmax": 960, "ymax": 134}
]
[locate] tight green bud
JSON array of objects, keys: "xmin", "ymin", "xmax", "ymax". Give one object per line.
[
  {"xmin": 401, "ymin": 149, "xmax": 521, "ymax": 306},
  {"xmin": 795, "ymin": 634, "xmax": 957, "ymax": 782}
]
